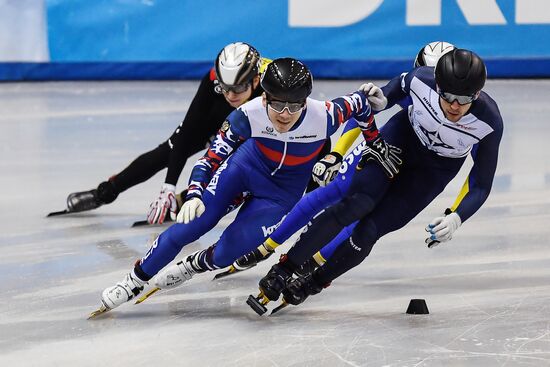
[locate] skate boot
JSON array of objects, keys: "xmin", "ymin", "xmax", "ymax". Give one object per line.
[
  {"xmin": 67, "ymin": 189, "xmax": 100, "ymax": 212},
  {"xmin": 135, "ymin": 248, "xmax": 215, "ymax": 304},
  {"xmin": 213, "ymin": 242, "xmax": 275, "ymax": 280},
  {"xmin": 87, "ymin": 270, "xmax": 146, "ymax": 318},
  {"xmin": 295, "ymin": 252, "xmax": 325, "ymax": 277},
  {"xmin": 67, "ymin": 181, "xmax": 118, "ymax": 213},
  {"xmin": 153, "ymin": 255, "xmax": 202, "ymax": 289},
  {"xmin": 247, "ymin": 256, "xmax": 293, "ymax": 315},
  {"xmin": 282, "ymin": 273, "xmax": 328, "ymax": 306},
  {"xmin": 258, "ymin": 263, "xmax": 293, "ymax": 301}
]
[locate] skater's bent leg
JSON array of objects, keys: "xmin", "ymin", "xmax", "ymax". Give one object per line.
[
  {"xmin": 111, "ymin": 142, "xmax": 171, "ymax": 193},
  {"xmin": 285, "ymin": 191, "xmax": 376, "ymax": 268},
  {"xmin": 313, "ymin": 217, "xmax": 378, "ymax": 285},
  {"xmin": 212, "ymin": 198, "xmax": 292, "ymax": 268},
  {"xmin": 137, "ymin": 211, "xmax": 223, "ymax": 278},
  {"xmin": 312, "ymin": 166, "xmax": 459, "ymax": 285},
  {"xmin": 270, "ymin": 178, "xmax": 348, "ymax": 246},
  {"xmin": 151, "ymin": 198, "xmax": 292, "ymax": 291},
  {"xmin": 70, "ymin": 144, "xmax": 171, "ymax": 212},
  {"xmin": 317, "ymin": 222, "xmax": 357, "ymax": 261}
]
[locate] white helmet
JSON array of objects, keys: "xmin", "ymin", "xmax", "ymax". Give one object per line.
[
  {"xmin": 215, "ymin": 42, "xmax": 260, "ymax": 87},
  {"xmin": 414, "ymin": 41, "xmax": 456, "ymax": 67}
]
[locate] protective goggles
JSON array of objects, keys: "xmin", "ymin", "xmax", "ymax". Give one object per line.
[
  {"xmin": 219, "ymin": 82, "xmax": 251, "ymax": 94},
  {"xmin": 267, "ymin": 99, "xmax": 305, "ymax": 114},
  {"xmin": 437, "ymin": 87, "xmax": 477, "ymax": 105}
]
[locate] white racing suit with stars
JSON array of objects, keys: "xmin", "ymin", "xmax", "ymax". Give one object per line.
[{"xmin": 265, "ymin": 66, "xmax": 503, "ymax": 279}]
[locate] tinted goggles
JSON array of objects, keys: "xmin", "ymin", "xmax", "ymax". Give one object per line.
[
  {"xmin": 219, "ymin": 82, "xmax": 250, "ymax": 94},
  {"xmin": 437, "ymin": 87, "xmax": 477, "ymax": 105},
  {"xmin": 267, "ymin": 99, "xmax": 305, "ymax": 114}
]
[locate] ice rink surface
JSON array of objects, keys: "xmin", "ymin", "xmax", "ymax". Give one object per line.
[{"xmin": 1, "ymin": 79, "xmax": 549, "ymax": 367}]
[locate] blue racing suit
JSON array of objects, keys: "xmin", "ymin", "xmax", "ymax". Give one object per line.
[{"xmin": 137, "ymin": 92, "xmax": 378, "ymax": 277}]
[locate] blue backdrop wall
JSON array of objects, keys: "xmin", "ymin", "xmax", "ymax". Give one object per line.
[{"xmin": 1, "ymin": 0, "xmax": 550, "ymax": 80}]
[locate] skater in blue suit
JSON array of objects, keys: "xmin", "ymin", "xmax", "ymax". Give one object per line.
[
  {"xmin": 91, "ymin": 57, "xmax": 398, "ymax": 315},
  {"xmin": 226, "ymin": 41, "xmax": 456, "ymax": 276}
]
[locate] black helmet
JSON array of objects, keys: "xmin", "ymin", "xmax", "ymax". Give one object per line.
[
  {"xmin": 261, "ymin": 58, "xmax": 312, "ymax": 102},
  {"xmin": 414, "ymin": 41, "xmax": 456, "ymax": 68},
  {"xmin": 435, "ymin": 49, "xmax": 486, "ymax": 96},
  {"xmin": 215, "ymin": 42, "xmax": 260, "ymax": 87}
]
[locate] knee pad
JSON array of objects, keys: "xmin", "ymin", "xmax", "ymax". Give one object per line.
[
  {"xmin": 97, "ymin": 181, "xmax": 119, "ymax": 204},
  {"xmin": 330, "ymin": 193, "xmax": 375, "ymax": 226}
]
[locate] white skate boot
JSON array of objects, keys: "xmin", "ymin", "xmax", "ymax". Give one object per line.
[
  {"xmin": 88, "ymin": 271, "xmax": 146, "ymax": 319},
  {"xmin": 154, "ymin": 258, "xmax": 197, "ymax": 289},
  {"xmin": 135, "ymin": 250, "xmax": 210, "ymax": 304},
  {"xmin": 101, "ymin": 271, "xmax": 146, "ymax": 309}
]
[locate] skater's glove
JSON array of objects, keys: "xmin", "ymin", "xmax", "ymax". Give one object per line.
[
  {"xmin": 177, "ymin": 197, "xmax": 205, "ymax": 224},
  {"xmin": 312, "ymin": 152, "xmax": 343, "ymax": 187},
  {"xmin": 359, "ymin": 136, "xmax": 402, "ymax": 178},
  {"xmin": 425, "ymin": 212, "xmax": 462, "ymax": 248},
  {"xmin": 147, "ymin": 184, "xmax": 177, "ymax": 224},
  {"xmin": 359, "ymin": 83, "xmax": 387, "ymax": 112}
]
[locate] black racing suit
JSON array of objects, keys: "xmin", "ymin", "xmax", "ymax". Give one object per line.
[{"xmin": 108, "ymin": 69, "xmax": 264, "ymax": 196}]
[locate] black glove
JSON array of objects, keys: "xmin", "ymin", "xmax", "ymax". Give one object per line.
[{"xmin": 358, "ymin": 136, "xmax": 402, "ymax": 178}]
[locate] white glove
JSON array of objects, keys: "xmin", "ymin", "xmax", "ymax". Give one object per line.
[
  {"xmin": 312, "ymin": 152, "xmax": 343, "ymax": 187},
  {"xmin": 177, "ymin": 197, "xmax": 206, "ymax": 224},
  {"xmin": 425, "ymin": 212, "xmax": 462, "ymax": 248},
  {"xmin": 359, "ymin": 83, "xmax": 388, "ymax": 111},
  {"xmin": 147, "ymin": 184, "xmax": 177, "ymax": 224}
]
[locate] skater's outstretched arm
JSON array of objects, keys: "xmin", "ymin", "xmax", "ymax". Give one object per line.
[{"xmin": 181, "ymin": 109, "xmax": 252, "ymax": 223}]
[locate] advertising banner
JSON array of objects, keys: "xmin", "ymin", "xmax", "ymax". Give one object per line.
[{"xmin": 1, "ymin": 0, "xmax": 549, "ymax": 80}]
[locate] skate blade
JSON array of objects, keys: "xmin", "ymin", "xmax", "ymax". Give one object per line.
[
  {"xmin": 270, "ymin": 301, "xmax": 289, "ymax": 315},
  {"xmin": 46, "ymin": 209, "xmax": 70, "ymax": 217},
  {"xmin": 87, "ymin": 304, "xmax": 110, "ymax": 319},
  {"xmin": 132, "ymin": 217, "xmax": 173, "ymax": 228},
  {"xmin": 134, "ymin": 287, "xmax": 160, "ymax": 304},
  {"xmin": 212, "ymin": 265, "xmax": 238, "ymax": 280},
  {"xmin": 131, "ymin": 220, "xmax": 149, "ymax": 227},
  {"xmin": 246, "ymin": 292, "xmax": 270, "ymax": 316}
]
